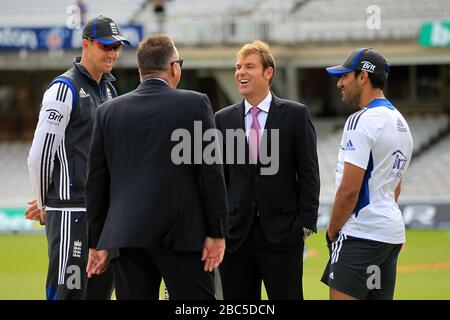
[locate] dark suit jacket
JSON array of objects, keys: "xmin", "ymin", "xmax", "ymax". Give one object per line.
[
  {"xmin": 214, "ymin": 94, "xmax": 320, "ymax": 252},
  {"xmin": 86, "ymin": 79, "xmax": 228, "ymax": 252}
]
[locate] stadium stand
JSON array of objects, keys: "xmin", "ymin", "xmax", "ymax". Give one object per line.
[
  {"xmin": 4, "ymin": 115, "xmax": 449, "ymax": 208},
  {"xmin": 315, "ymin": 115, "xmax": 450, "ymax": 202},
  {"xmin": 2, "ymin": 0, "xmax": 450, "ymax": 44},
  {"xmin": 408, "ymin": 113, "xmax": 449, "ymax": 154},
  {"xmin": 0, "ymin": 141, "xmax": 32, "ymax": 207},
  {"xmin": 403, "ymin": 134, "xmax": 450, "ymax": 199},
  {"xmin": 1, "ymin": 0, "xmax": 449, "ymax": 209},
  {"xmin": 315, "ymin": 118, "xmax": 343, "ymax": 201},
  {"xmin": 0, "ymin": 0, "xmax": 145, "ymax": 26},
  {"xmin": 133, "ymin": 0, "xmax": 450, "ymax": 44}
]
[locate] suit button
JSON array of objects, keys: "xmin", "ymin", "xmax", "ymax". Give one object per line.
[
  {"xmin": 254, "ymin": 177, "xmax": 259, "ymax": 182},
  {"xmin": 251, "ymin": 201, "xmax": 256, "ymax": 207}
]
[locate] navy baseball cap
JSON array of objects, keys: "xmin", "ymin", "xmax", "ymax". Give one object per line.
[
  {"xmin": 82, "ymin": 15, "xmax": 130, "ymax": 45},
  {"xmin": 326, "ymin": 48, "xmax": 390, "ymax": 78}
]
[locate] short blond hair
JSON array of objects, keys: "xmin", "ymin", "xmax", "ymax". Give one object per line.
[{"xmin": 237, "ymin": 40, "xmax": 275, "ymax": 85}]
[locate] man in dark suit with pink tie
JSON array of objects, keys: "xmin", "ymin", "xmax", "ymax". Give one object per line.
[{"xmin": 215, "ymin": 40, "xmax": 320, "ymax": 300}]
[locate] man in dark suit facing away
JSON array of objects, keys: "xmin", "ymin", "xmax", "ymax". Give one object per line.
[
  {"xmin": 215, "ymin": 40, "xmax": 320, "ymax": 300},
  {"xmin": 85, "ymin": 34, "xmax": 228, "ymax": 300}
]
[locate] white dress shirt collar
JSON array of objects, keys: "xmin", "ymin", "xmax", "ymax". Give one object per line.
[{"xmin": 244, "ymin": 91, "xmax": 272, "ymax": 115}]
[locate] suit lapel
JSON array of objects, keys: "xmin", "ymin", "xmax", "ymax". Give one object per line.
[
  {"xmin": 264, "ymin": 94, "xmax": 285, "ymax": 131},
  {"xmin": 230, "ymin": 101, "xmax": 254, "ymax": 175},
  {"xmin": 231, "ymin": 101, "xmax": 245, "ymax": 131}
]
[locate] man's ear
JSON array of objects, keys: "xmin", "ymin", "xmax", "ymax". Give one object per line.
[
  {"xmin": 264, "ymin": 67, "xmax": 274, "ymax": 82},
  {"xmin": 81, "ymin": 38, "xmax": 89, "ymax": 50},
  {"xmin": 169, "ymin": 63, "xmax": 176, "ymax": 77},
  {"xmin": 359, "ymin": 71, "xmax": 369, "ymax": 85}
]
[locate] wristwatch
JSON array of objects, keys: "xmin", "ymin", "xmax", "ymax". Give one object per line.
[{"xmin": 303, "ymin": 227, "xmax": 315, "ymax": 239}]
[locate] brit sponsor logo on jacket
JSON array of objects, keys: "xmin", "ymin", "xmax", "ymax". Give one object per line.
[
  {"xmin": 390, "ymin": 149, "xmax": 408, "ymax": 177},
  {"xmin": 45, "ymin": 109, "xmax": 64, "ymax": 125}
]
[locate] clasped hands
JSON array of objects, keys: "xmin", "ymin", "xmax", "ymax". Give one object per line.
[{"xmin": 86, "ymin": 236, "xmax": 225, "ymax": 277}]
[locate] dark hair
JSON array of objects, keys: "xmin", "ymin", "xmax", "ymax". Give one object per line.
[
  {"xmin": 137, "ymin": 34, "xmax": 176, "ymax": 76},
  {"xmin": 354, "ymin": 70, "xmax": 386, "ymax": 90}
]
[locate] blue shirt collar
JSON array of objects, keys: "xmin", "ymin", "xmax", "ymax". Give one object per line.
[{"xmin": 366, "ymin": 98, "xmax": 395, "ymax": 110}]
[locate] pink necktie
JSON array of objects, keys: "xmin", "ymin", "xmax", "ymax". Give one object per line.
[{"xmin": 249, "ymin": 107, "xmax": 261, "ymax": 164}]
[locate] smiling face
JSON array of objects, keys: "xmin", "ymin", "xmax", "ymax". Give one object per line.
[
  {"xmin": 235, "ymin": 52, "xmax": 273, "ymax": 105},
  {"xmin": 81, "ymin": 39, "xmax": 122, "ymax": 81},
  {"xmin": 337, "ymin": 71, "xmax": 361, "ymax": 107}
]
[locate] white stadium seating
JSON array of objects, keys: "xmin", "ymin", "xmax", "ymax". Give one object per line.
[
  {"xmin": 314, "ymin": 115, "xmax": 450, "ymax": 202},
  {"xmin": 1, "ymin": 0, "xmax": 449, "ymax": 206},
  {"xmin": 1, "ymin": 115, "xmax": 448, "ymax": 207},
  {"xmin": 2, "ymin": 0, "xmax": 450, "ymax": 45},
  {"xmin": 0, "ymin": 0, "xmax": 145, "ymax": 27}
]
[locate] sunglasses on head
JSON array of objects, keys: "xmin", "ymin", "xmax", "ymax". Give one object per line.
[
  {"xmin": 170, "ymin": 58, "xmax": 184, "ymax": 68},
  {"xmin": 88, "ymin": 38, "xmax": 122, "ymax": 52}
]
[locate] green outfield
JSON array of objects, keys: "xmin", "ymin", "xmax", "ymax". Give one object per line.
[{"xmin": 1, "ymin": 230, "xmax": 449, "ymax": 300}]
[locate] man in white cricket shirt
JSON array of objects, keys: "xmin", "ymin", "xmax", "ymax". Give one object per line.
[{"xmin": 321, "ymin": 48, "xmax": 413, "ymax": 300}]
